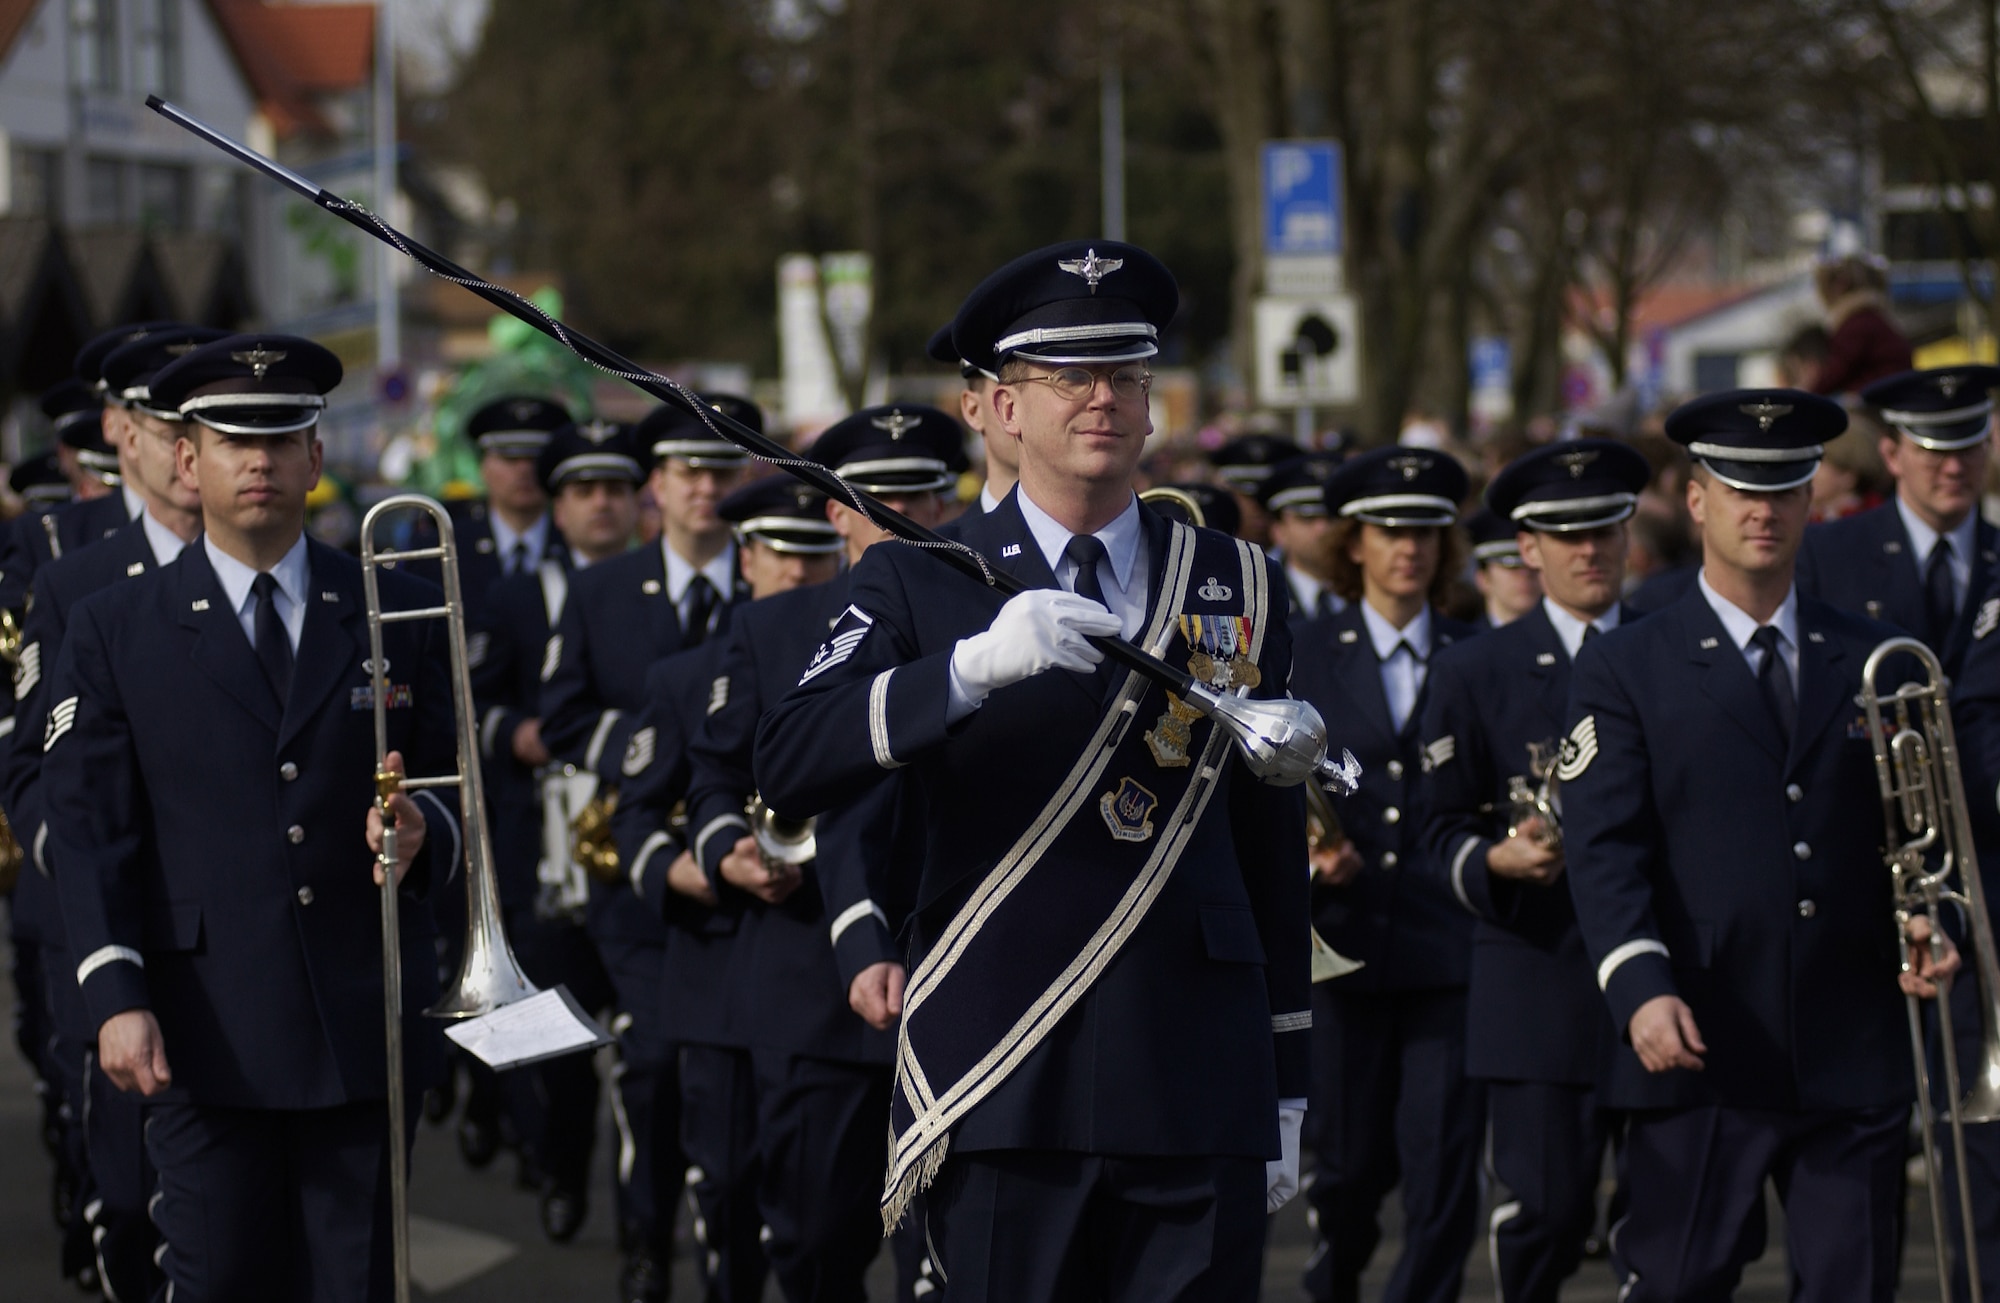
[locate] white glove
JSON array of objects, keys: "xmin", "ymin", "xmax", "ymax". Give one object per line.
[
  {"xmin": 949, "ymin": 589, "xmax": 1122, "ymax": 707},
  {"xmin": 1266, "ymin": 1103, "xmax": 1305, "ymax": 1212}
]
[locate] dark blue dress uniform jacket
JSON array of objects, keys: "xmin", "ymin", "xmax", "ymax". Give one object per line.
[
  {"xmin": 469, "ymin": 553, "xmax": 572, "ymax": 911},
  {"xmin": 45, "ymin": 539, "xmax": 461, "ymax": 1110},
  {"xmin": 614, "ymin": 641, "xmax": 754, "ymax": 1049},
  {"xmin": 1418, "ymin": 603, "xmax": 1622, "ymax": 1084},
  {"xmin": 1796, "ymin": 502, "xmax": 1998, "ymax": 678},
  {"xmin": 1289, "ymin": 603, "xmax": 1474, "ymax": 992},
  {"xmin": 1562, "ymin": 586, "xmax": 1914, "ymax": 1112},
  {"xmin": 539, "ymin": 541, "xmax": 748, "ymax": 944},
  {"xmin": 0, "ymin": 493, "xmax": 131, "ymax": 613},
  {"xmin": 686, "ymin": 573, "xmax": 896, "ymax": 1067},
  {"xmin": 754, "ymin": 495, "xmax": 1309, "ymax": 1159}
]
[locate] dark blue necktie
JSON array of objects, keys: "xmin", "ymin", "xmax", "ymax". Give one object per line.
[
  {"xmin": 1752, "ymin": 625, "xmax": 1793, "ymax": 741},
  {"xmin": 1065, "ymin": 534, "xmax": 1109, "ymax": 607},
  {"xmin": 683, "ymin": 575, "xmax": 719, "ymax": 647},
  {"xmin": 1926, "ymin": 538, "xmax": 1957, "ymax": 648},
  {"xmin": 252, "ymin": 573, "xmax": 293, "ymax": 705}
]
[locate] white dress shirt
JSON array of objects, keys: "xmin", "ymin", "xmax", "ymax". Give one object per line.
[
  {"xmin": 1542, "ymin": 597, "xmax": 1620, "ymax": 662},
  {"xmin": 980, "ymin": 483, "xmax": 1004, "ymax": 514},
  {"xmin": 121, "ymin": 484, "xmax": 145, "ymax": 523},
  {"xmin": 1698, "ymin": 569, "xmax": 1800, "ymax": 688},
  {"xmin": 1358, "ymin": 601, "xmax": 1432, "ymax": 733},
  {"xmin": 140, "ymin": 509, "xmax": 191, "ymax": 568},
  {"xmin": 206, "ymin": 532, "xmax": 309, "ymax": 653},
  {"xmin": 1896, "ymin": 496, "xmax": 1977, "ymax": 609}
]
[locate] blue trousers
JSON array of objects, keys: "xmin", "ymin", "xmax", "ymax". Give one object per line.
[
  {"xmin": 1486, "ymin": 1080, "xmax": 1616, "ymax": 1303},
  {"xmin": 681, "ymin": 1042, "xmax": 767, "ymax": 1301},
  {"xmin": 1617, "ymin": 1104, "xmax": 1905, "ymax": 1303},
  {"xmin": 925, "ymin": 1149, "xmax": 1266, "ymax": 1303},
  {"xmin": 1304, "ymin": 985, "xmax": 1485, "ymax": 1303}
]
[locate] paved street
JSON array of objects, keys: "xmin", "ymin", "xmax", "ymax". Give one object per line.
[{"xmin": 1, "ymin": 932, "xmax": 1939, "ymax": 1299}]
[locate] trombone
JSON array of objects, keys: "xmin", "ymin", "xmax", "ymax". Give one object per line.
[
  {"xmin": 1861, "ymin": 636, "xmax": 2000, "ymax": 1303},
  {"xmin": 361, "ymin": 495, "xmax": 540, "ymax": 1303}
]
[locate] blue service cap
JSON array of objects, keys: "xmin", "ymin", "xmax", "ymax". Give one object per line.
[
  {"xmin": 537, "ymin": 419, "xmax": 643, "ymax": 494},
  {"xmin": 40, "ymin": 380, "xmax": 116, "ymax": 476},
  {"xmin": 150, "ymin": 335, "xmax": 342, "ymax": 436},
  {"xmin": 1210, "ymin": 434, "xmax": 1305, "ymax": 492},
  {"xmin": 75, "ymin": 320, "xmax": 181, "ymax": 393},
  {"xmin": 927, "ymin": 320, "xmax": 995, "ymax": 382},
  {"xmin": 101, "ymin": 326, "xmax": 231, "ymax": 420},
  {"xmin": 1485, "ymin": 438, "xmax": 1650, "ymax": 533},
  {"xmin": 635, "ymin": 395, "xmax": 758, "ymax": 469},
  {"xmin": 1322, "ymin": 446, "xmax": 1469, "ymax": 527},
  {"xmin": 466, "ymin": 395, "xmax": 572, "ymax": 458},
  {"xmin": 720, "ymin": 476, "xmax": 841, "ymax": 555},
  {"xmin": 1260, "ymin": 452, "xmax": 1346, "ymax": 517},
  {"xmin": 950, "ymin": 240, "xmax": 1178, "ymax": 377},
  {"xmin": 1861, "ymin": 365, "xmax": 2000, "ymax": 452},
  {"xmin": 810, "ymin": 405, "xmax": 963, "ymax": 495},
  {"xmin": 1464, "ymin": 508, "xmax": 1523, "ymax": 567},
  {"xmin": 10, "ymin": 450, "xmax": 70, "ymax": 506},
  {"xmin": 1141, "ymin": 482, "xmax": 1242, "ymax": 537},
  {"xmin": 1665, "ymin": 388, "xmax": 1846, "ymax": 492}
]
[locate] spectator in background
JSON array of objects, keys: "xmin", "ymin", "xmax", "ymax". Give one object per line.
[
  {"xmin": 1777, "ymin": 324, "xmax": 1832, "ymax": 390},
  {"xmin": 1810, "ymin": 409, "xmax": 1891, "ymax": 523},
  {"xmin": 1809, "ymin": 254, "xmax": 1913, "ymax": 397}
]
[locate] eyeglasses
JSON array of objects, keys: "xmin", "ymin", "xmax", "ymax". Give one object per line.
[{"xmin": 1012, "ymin": 366, "xmax": 1154, "ymax": 402}]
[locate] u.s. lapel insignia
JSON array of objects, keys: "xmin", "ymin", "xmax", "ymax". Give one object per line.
[
  {"xmin": 125, "ymin": 561, "xmax": 144, "ymax": 577},
  {"xmin": 642, "ymin": 579, "xmax": 662, "ymax": 595},
  {"xmin": 1338, "ymin": 628, "xmax": 1358, "ymax": 644},
  {"xmin": 1145, "ymin": 693, "xmax": 1201, "ymax": 768},
  {"xmin": 1884, "ymin": 541, "xmax": 1903, "ymax": 555},
  {"xmin": 1001, "ymin": 543, "xmax": 1022, "ymax": 558},
  {"xmin": 1534, "ymin": 651, "xmax": 1557, "ymax": 666},
  {"xmin": 475, "ymin": 537, "xmax": 496, "ymax": 555},
  {"xmin": 191, "ymin": 599, "xmax": 210, "ymax": 611},
  {"xmin": 1099, "ymin": 775, "xmax": 1158, "ymax": 842}
]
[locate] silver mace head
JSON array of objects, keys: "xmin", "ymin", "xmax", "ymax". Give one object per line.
[{"xmin": 1183, "ymin": 683, "xmax": 1362, "ymax": 794}]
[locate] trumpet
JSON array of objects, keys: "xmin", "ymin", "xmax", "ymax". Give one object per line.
[
  {"xmin": 1504, "ymin": 740, "xmax": 1563, "ymax": 850},
  {"xmin": 748, "ymin": 793, "xmax": 815, "ymax": 873},
  {"xmin": 569, "ymin": 785, "xmax": 622, "ymax": 883},
  {"xmin": 1302, "ymin": 777, "xmax": 1364, "ymax": 981},
  {"xmin": 1860, "ymin": 636, "xmax": 2000, "ymax": 1303},
  {"xmin": 362, "ymin": 494, "xmax": 539, "ymax": 1303}
]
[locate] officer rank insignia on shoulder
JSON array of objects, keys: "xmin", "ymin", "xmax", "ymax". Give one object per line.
[
  {"xmin": 799, "ymin": 605, "xmax": 874, "ymax": 685},
  {"xmin": 1099, "ymin": 775, "xmax": 1159, "ymax": 842},
  {"xmin": 1553, "ymin": 715, "xmax": 1598, "ymax": 781},
  {"xmin": 1977, "ymin": 597, "xmax": 2000, "ymax": 641}
]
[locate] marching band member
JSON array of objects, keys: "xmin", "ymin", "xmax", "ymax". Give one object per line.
[
  {"xmin": 1466, "ymin": 507, "xmax": 1543, "ymax": 629},
  {"xmin": 757, "ymin": 241, "xmax": 1309, "ymax": 1300},
  {"xmin": 469, "ymin": 417, "xmax": 643, "ymax": 1240},
  {"xmin": 538, "ymin": 395, "xmax": 753, "ymax": 1300},
  {"xmin": 46, "ymin": 334, "xmax": 462, "ymax": 1300},
  {"xmin": 929, "ymin": 323, "xmax": 1017, "ymax": 512},
  {"xmin": 1564, "ymin": 389, "xmax": 1955, "ymax": 1301},
  {"xmin": 1260, "ymin": 452, "xmax": 1347, "ymax": 624},
  {"xmin": 1419, "ymin": 439, "xmax": 1649, "ymax": 1303},
  {"xmin": 1289, "ymin": 445, "xmax": 1481, "ymax": 1303},
  {"xmin": 1210, "ymin": 432, "xmax": 1303, "ymax": 549},
  {"xmin": 617, "ymin": 474, "xmax": 846, "ymax": 1301}
]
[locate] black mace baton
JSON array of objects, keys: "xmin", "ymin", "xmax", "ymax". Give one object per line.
[{"xmin": 147, "ymin": 95, "xmax": 1354, "ymax": 792}]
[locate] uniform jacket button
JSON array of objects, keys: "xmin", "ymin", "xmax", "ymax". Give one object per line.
[
  {"xmin": 1792, "ymin": 841, "xmax": 1811, "ymax": 860},
  {"xmin": 280, "ymin": 762, "xmax": 299, "ymax": 782},
  {"xmin": 1383, "ymin": 806, "xmax": 1401, "ymax": 825},
  {"xmin": 1381, "ymin": 851, "xmax": 1399, "ymax": 869},
  {"xmin": 1797, "ymin": 898, "xmax": 1816, "ymax": 918},
  {"xmin": 1786, "ymin": 783, "xmax": 1803, "ymax": 803},
  {"xmin": 1385, "ymin": 760, "xmax": 1404, "ymax": 780},
  {"xmin": 297, "ymin": 886, "xmax": 314, "ymax": 905},
  {"xmin": 288, "ymin": 825, "xmax": 306, "ymax": 845}
]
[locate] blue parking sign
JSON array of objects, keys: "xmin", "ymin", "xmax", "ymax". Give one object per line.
[{"xmin": 1262, "ymin": 141, "xmax": 1343, "ymax": 256}]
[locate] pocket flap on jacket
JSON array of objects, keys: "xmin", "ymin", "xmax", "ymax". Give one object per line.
[{"xmin": 1201, "ymin": 904, "xmax": 1266, "ymax": 965}]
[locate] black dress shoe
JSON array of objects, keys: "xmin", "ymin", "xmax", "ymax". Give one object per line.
[
  {"xmin": 458, "ymin": 1115, "xmax": 500, "ymax": 1168},
  {"xmin": 618, "ymin": 1248, "xmax": 669, "ymax": 1303},
  {"xmin": 541, "ymin": 1185, "xmax": 587, "ymax": 1243}
]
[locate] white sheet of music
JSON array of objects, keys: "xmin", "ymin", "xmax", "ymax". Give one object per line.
[{"xmin": 442, "ymin": 986, "xmax": 612, "ymax": 1070}]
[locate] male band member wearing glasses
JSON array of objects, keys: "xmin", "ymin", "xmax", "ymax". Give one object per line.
[
  {"xmin": 1419, "ymin": 439, "xmax": 1650, "ymax": 1303},
  {"xmin": 1563, "ymin": 389, "xmax": 1958, "ymax": 1301},
  {"xmin": 757, "ymin": 240, "xmax": 1309, "ymax": 1301},
  {"xmin": 45, "ymin": 334, "xmax": 460, "ymax": 1300}
]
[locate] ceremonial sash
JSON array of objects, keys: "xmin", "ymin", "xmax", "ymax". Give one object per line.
[{"xmin": 881, "ymin": 526, "xmax": 1272, "ymax": 1228}]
